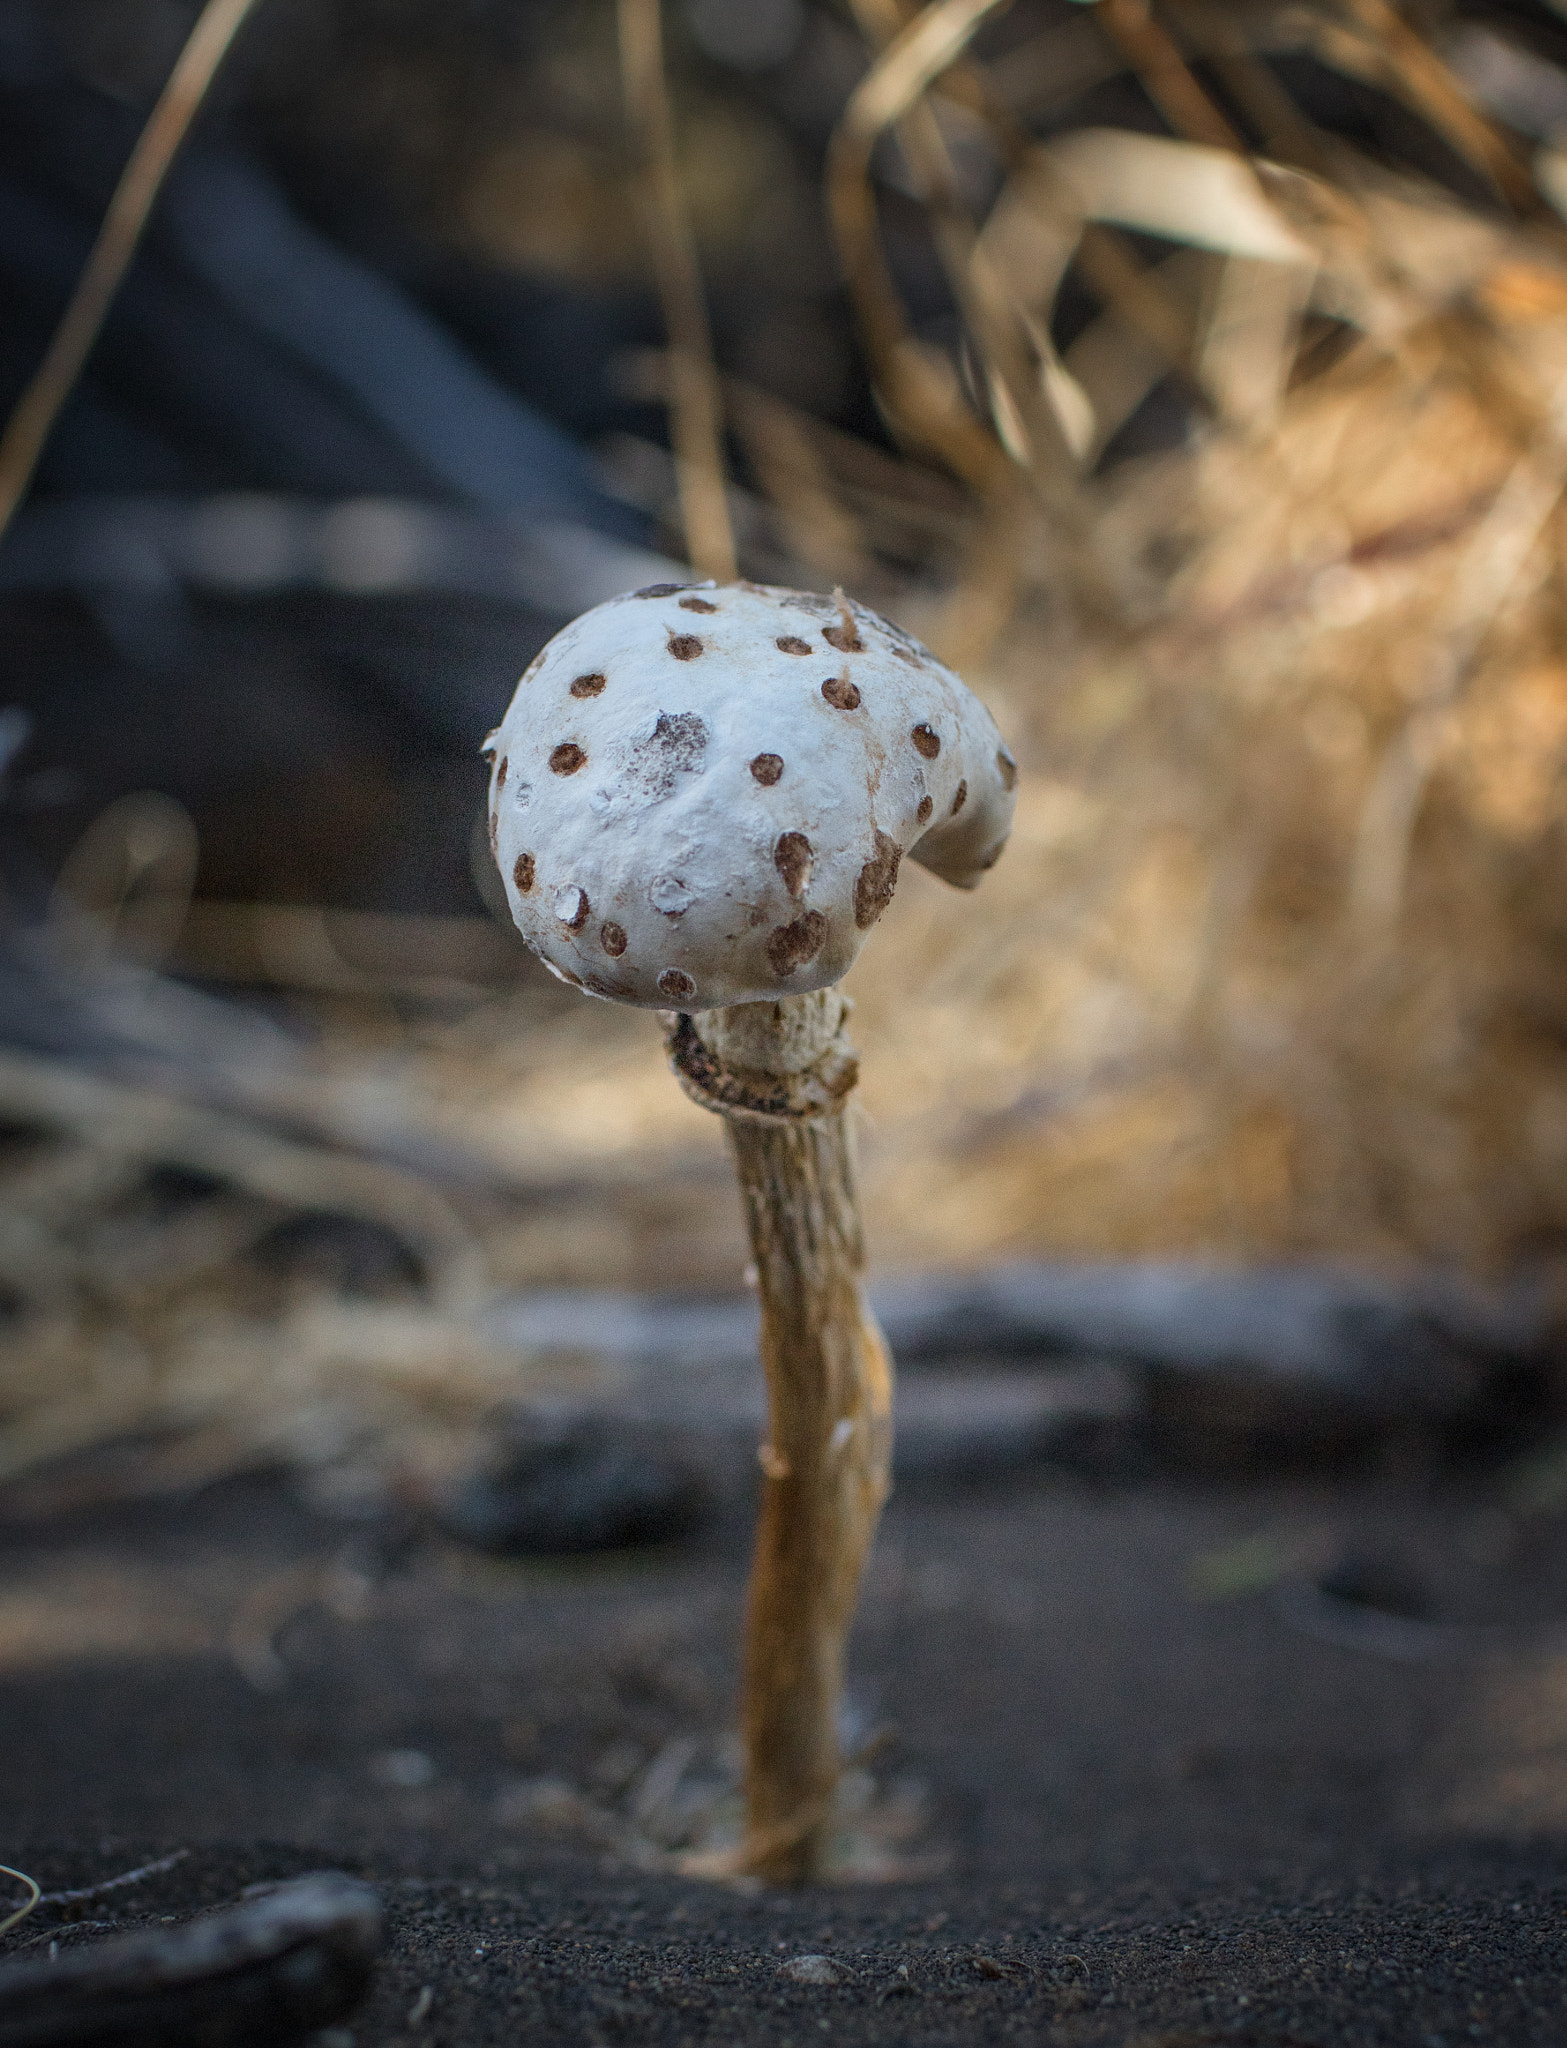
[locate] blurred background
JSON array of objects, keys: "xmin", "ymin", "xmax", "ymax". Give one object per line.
[{"xmin": 9, "ymin": 0, "xmax": 1567, "ymax": 1895}]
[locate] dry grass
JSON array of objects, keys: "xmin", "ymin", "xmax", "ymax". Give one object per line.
[
  {"xmin": 401, "ymin": 1, "xmax": 1567, "ymax": 1285},
  {"xmin": 9, "ymin": 0, "xmax": 1567, "ymax": 1495},
  {"xmin": 809, "ymin": 2, "xmax": 1567, "ymax": 1281}
]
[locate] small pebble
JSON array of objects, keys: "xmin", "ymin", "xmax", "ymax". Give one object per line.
[{"xmin": 779, "ymin": 1953, "xmax": 846, "ymax": 1986}]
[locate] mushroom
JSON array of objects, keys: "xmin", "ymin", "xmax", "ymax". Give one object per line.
[{"xmin": 484, "ymin": 579, "xmax": 1016, "ymax": 1881}]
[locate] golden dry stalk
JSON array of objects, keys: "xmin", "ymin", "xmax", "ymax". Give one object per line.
[{"xmin": 697, "ymin": 1009, "xmax": 893, "ymax": 1881}]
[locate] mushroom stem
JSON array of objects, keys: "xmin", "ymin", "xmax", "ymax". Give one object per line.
[{"xmin": 687, "ymin": 993, "xmax": 892, "ymax": 1883}]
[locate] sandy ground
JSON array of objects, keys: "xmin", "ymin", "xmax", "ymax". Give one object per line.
[{"xmin": 5, "ymin": 1446, "xmax": 1567, "ymax": 2045}]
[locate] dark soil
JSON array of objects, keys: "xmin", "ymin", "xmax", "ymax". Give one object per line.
[{"xmin": 4, "ymin": 1449, "xmax": 1567, "ymax": 2046}]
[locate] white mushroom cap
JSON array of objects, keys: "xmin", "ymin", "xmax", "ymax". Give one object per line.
[{"xmin": 483, "ymin": 581, "xmax": 1016, "ymax": 1010}]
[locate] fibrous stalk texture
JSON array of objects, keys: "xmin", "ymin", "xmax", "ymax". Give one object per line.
[{"xmin": 714, "ymin": 1018, "xmax": 891, "ymax": 1883}]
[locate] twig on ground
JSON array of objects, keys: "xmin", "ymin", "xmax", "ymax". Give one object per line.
[
  {"xmin": 40, "ymin": 1850, "xmax": 190, "ymax": 1908},
  {"xmin": 15, "ymin": 1921, "xmax": 121, "ymax": 1948}
]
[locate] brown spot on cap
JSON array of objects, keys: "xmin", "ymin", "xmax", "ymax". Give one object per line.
[
  {"xmin": 911, "ymin": 723, "xmax": 940, "ymax": 759},
  {"xmin": 750, "ymin": 752, "xmax": 784, "ymax": 786},
  {"xmin": 480, "ymin": 741, "xmax": 498, "ymax": 763},
  {"xmin": 916, "ymin": 794, "xmax": 933, "ymax": 825},
  {"xmin": 996, "ymin": 747, "xmax": 1018, "ymax": 790},
  {"xmin": 766, "ymin": 910, "xmax": 828, "ymax": 977},
  {"xmin": 555, "ymin": 885, "xmax": 590, "ymax": 930},
  {"xmin": 513, "ymin": 852, "xmax": 535, "ymax": 894},
  {"xmin": 679, "ymin": 595, "xmax": 718, "ymax": 613},
  {"xmin": 496, "ymin": 756, "xmax": 509, "ymax": 792},
  {"xmin": 488, "ymin": 812, "xmax": 498, "ymax": 857},
  {"xmin": 570, "ymin": 672, "xmax": 606, "ymax": 698},
  {"xmin": 821, "ymin": 674, "xmax": 861, "ymax": 711},
  {"xmin": 600, "ymin": 921, "xmax": 627, "ymax": 957},
  {"xmin": 658, "ymin": 967, "xmax": 697, "ymax": 1001},
  {"xmin": 584, "ymin": 972, "xmax": 634, "ymax": 998},
  {"xmin": 823, "ymin": 622, "xmax": 864, "ymax": 654},
  {"xmin": 668, "ymin": 633, "xmax": 703, "ymax": 661},
  {"xmin": 773, "ymin": 831, "xmax": 813, "ymax": 899},
  {"xmin": 634, "ymin": 582, "xmax": 691, "ymax": 597},
  {"xmin": 854, "ymin": 831, "xmax": 901, "ymax": 929},
  {"xmin": 550, "ymin": 742, "xmax": 586, "ymax": 775},
  {"xmin": 776, "ymin": 636, "xmax": 812, "ymax": 656},
  {"xmin": 892, "ymin": 646, "xmax": 920, "ymax": 667},
  {"xmin": 951, "ymin": 778, "xmax": 968, "ymax": 815}
]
